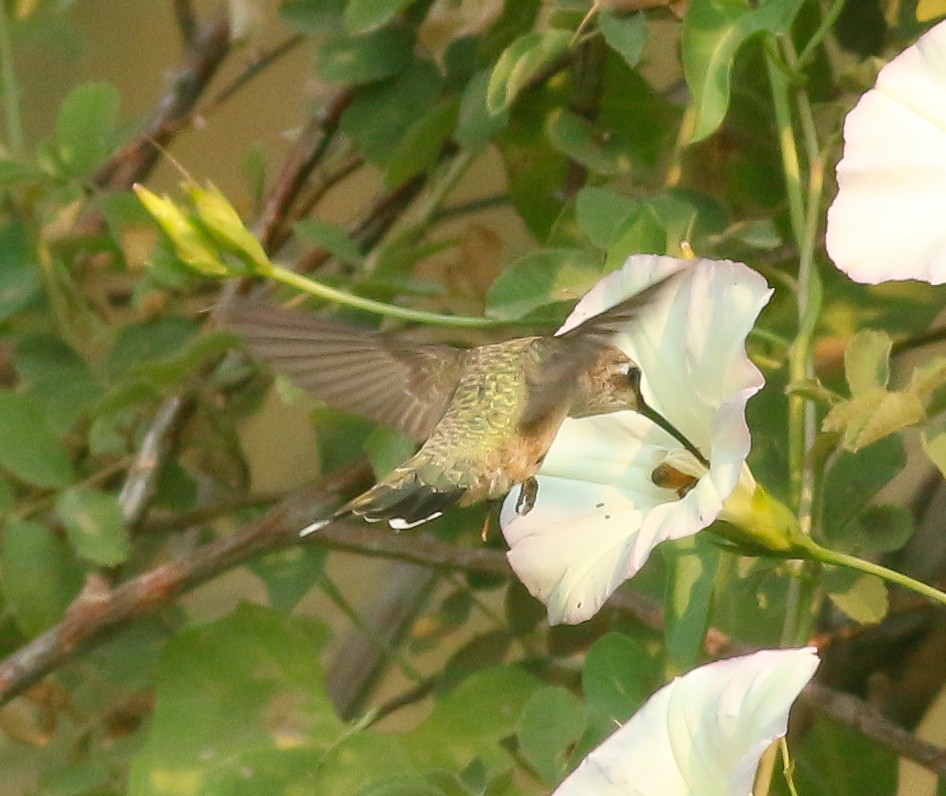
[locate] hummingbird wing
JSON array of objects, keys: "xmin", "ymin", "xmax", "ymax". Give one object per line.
[
  {"xmin": 519, "ymin": 272, "xmax": 676, "ymax": 428},
  {"xmin": 227, "ymin": 301, "xmax": 465, "ymax": 442}
]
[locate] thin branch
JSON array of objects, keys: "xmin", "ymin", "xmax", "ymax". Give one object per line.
[
  {"xmin": 93, "ymin": 13, "xmax": 231, "ymax": 190},
  {"xmin": 173, "ymin": 0, "xmax": 198, "ymax": 46},
  {"xmin": 1, "ymin": 477, "xmax": 942, "ymax": 778},
  {"xmin": 256, "ymin": 89, "xmax": 355, "ymax": 251},
  {"xmin": 198, "ymin": 34, "xmax": 306, "ymax": 118},
  {"xmin": 0, "ymin": 460, "xmax": 373, "ymax": 704}
]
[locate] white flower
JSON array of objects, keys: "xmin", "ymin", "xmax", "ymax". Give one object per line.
[
  {"xmin": 826, "ymin": 19, "xmax": 946, "ymax": 284},
  {"xmin": 553, "ymin": 647, "xmax": 820, "ymax": 796},
  {"xmin": 501, "ymin": 255, "xmax": 772, "ymax": 625}
]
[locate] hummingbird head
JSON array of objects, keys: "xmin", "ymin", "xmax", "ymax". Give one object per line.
[{"xmin": 570, "ymin": 347, "xmax": 644, "ymax": 417}]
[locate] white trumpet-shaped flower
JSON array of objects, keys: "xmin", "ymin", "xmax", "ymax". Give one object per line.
[
  {"xmin": 553, "ymin": 647, "xmax": 820, "ymax": 796},
  {"xmin": 501, "ymin": 255, "xmax": 773, "ymax": 625},
  {"xmin": 826, "ymin": 19, "xmax": 946, "ymax": 284}
]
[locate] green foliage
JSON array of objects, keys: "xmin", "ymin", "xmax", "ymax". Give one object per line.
[{"xmin": 2, "ymin": 3, "xmax": 944, "ymax": 794}]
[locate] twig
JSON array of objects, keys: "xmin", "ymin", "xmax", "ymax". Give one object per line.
[
  {"xmin": 256, "ymin": 89, "xmax": 355, "ymax": 251},
  {"xmin": 93, "ymin": 12, "xmax": 231, "ymax": 190},
  {"xmin": 173, "ymin": 0, "xmax": 198, "ymax": 46},
  {"xmin": 801, "ymin": 683, "xmax": 946, "ymax": 778},
  {"xmin": 1, "ymin": 477, "xmax": 942, "ymax": 778},
  {"xmin": 198, "ymin": 34, "xmax": 306, "ymax": 118},
  {"xmin": 0, "ymin": 460, "xmax": 372, "ymax": 704},
  {"xmin": 118, "ymin": 394, "xmax": 195, "ymax": 528}
]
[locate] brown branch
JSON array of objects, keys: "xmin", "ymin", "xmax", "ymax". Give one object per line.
[
  {"xmin": 0, "ymin": 460, "xmax": 372, "ymax": 704},
  {"xmin": 93, "ymin": 13, "xmax": 231, "ymax": 190},
  {"xmin": 2, "ymin": 475, "xmax": 944, "ymax": 777},
  {"xmin": 801, "ymin": 682, "xmax": 946, "ymax": 778},
  {"xmin": 256, "ymin": 89, "xmax": 355, "ymax": 252}
]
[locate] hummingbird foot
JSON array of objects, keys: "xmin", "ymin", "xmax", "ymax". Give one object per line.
[{"xmin": 515, "ymin": 477, "xmax": 539, "ymax": 516}]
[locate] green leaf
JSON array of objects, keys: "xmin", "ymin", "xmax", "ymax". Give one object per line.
[
  {"xmin": 385, "ymin": 97, "xmax": 459, "ymax": 186},
  {"xmin": 0, "ymin": 222, "xmax": 39, "ymax": 323},
  {"xmin": 345, "ymin": 0, "xmax": 414, "ymax": 33},
  {"xmin": 599, "ymin": 10, "xmax": 648, "ymax": 68},
  {"xmin": 407, "ymin": 665, "xmax": 540, "ymax": 771},
  {"xmin": 129, "ymin": 604, "xmax": 342, "ymax": 795},
  {"xmin": 821, "ymin": 436, "xmax": 906, "ymax": 544},
  {"xmin": 16, "ymin": 334, "xmax": 102, "ymax": 434},
  {"xmin": 582, "ymin": 633, "xmax": 654, "ymax": 722},
  {"xmin": 923, "ymin": 416, "xmax": 946, "ymax": 481},
  {"xmin": 486, "ymin": 248, "xmax": 599, "ymax": 321},
  {"xmin": 823, "ymin": 568, "xmax": 888, "ymax": 625},
  {"xmin": 847, "ymin": 505, "xmax": 914, "ymax": 555},
  {"xmin": 315, "ymin": 26, "xmax": 415, "ymax": 84},
  {"xmin": 456, "ymin": 69, "xmax": 510, "ymax": 152},
  {"xmin": 293, "ymin": 219, "xmax": 363, "ymax": 265},
  {"xmin": 546, "ymin": 109, "xmax": 635, "ymax": 176},
  {"xmin": 844, "ymin": 330, "xmax": 892, "ymax": 396},
  {"xmin": 106, "ymin": 316, "xmax": 199, "ymax": 381},
  {"xmin": 517, "ymin": 686, "xmax": 587, "ymax": 783},
  {"xmin": 486, "ymin": 29, "xmax": 572, "ymax": 114},
  {"xmin": 438, "ymin": 631, "xmax": 512, "ymax": 694},
  {"xmin": 0, "ymin": 391, "xmax": 74, "ymax": 487},
  {"xmin": 365, "ymin": 426, "xmax": 416, "ymax": 478},
  {"xmin": 663, "ymin": 535, "xmax": 721, "ymax": 671},
  {"xmin": 822, "ymin": 389, "xmax": 924, "ymax": 452},
  {"xmin": 340, "ymin": 60, "xmax": 444, "ymax": 166},
  {"xmin": 496, "ymin": 95, "xmax": 568, "ymax": 239},
  {"xmin": 55, "ymin": 487, "xmax": 130, "ymax": 567},
  {"xmin": 0, "ymin": 520, "xmax": 84, "ymax": 636},
  {"xmin": 603, "ymin": 204, "xmax": 667, "ymax": 266},
  {"xmin": 55, "ymin": 81, "xmax": 121, "ymax": 175},
  {"xmin": 682, "ymin": 0, "xmax": 804, "ymax": 142},
  {"xmin": 575, "ymin": 187, "xmax": 641, "ymax": 249},
  {"xmin": 249, "ymin": 546, "xmax": 327, "ymax": 612},
  {"xmin": 280, "ymin": 0, "xmax": 345, "ymax": 33}
]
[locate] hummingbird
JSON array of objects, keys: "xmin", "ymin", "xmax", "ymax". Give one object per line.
[{"xmin": 228, "ymin": 273, "xmax": 696, "ymax": 531}]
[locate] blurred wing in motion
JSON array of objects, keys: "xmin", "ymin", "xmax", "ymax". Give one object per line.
[{"xmin": 228, "ymin": 301, "xmax": 466, "ymax": 442}]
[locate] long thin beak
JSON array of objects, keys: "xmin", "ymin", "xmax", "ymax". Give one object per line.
[{"xmin": 628, "ymin": 367, "xmax": 710, "ymax": 467}]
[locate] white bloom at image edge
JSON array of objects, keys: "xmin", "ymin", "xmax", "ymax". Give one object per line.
[
  {"xmin": 553, "ymin": 647, "xmax": 820, "ymax": 796},
  {"xmin": 500, "ymin": 255, "xmax": 773, "ymax": 625},
  {"xmin": 826, "ymin": 18, "xmax": 946, "ymax": 284}
]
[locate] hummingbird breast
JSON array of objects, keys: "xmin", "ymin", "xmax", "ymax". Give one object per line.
[{"xmin": 407, "ymin": 337, "xmax": 567, "ymax": 503}]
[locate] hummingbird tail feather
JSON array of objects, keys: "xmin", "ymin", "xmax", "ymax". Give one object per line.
[{"xmin": 336, "ymin": 473, "xmax": 465, "ymax": 530}]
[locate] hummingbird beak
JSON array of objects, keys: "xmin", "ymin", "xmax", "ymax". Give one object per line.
[{"xmin": 627, "ymin": 367, "xmax": 710, "ymax": 467}]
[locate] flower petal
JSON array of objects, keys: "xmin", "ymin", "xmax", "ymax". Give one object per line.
[
  {"xmin": 553, "ymin": 647, "xmax": 820, "ymax": 796},
  {"xmin": 827, "ymin": 19, "xmax": 946, "ymax": 284},
  {"xmin": 502, "ymin": 256, "xmax": 772, "ymax": 624}
]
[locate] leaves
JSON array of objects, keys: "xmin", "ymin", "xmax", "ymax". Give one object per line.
[
  {"xmin": 517, "ymin": 686, "xmax": 587, "ymax": 783},
  {"xmin": 55, "ymin": 487, "xmax": 130, "ymax": 566},
  {"xmin": 0, "ymin": 391, "xmax": 74, "ymax": 487},
  {"xmin": 682, "ymin": 0, "xmax": 804, "ymax": 142},
  {"xmin": 55, "ymin": 81, "xmax": 121, "ymax": 175},
  {"xmin": 0, "ymin": 520, "xmax": 84, "ymax": 636},
  {"xmin": 487, "ymin": 29, "xmax": 572, "ymax": 114}
]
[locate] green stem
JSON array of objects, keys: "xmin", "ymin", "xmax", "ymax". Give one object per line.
[
  {"xmin": 269, "ymin": 263, "xmax": 500, "ymax": 328},
  {"xmin": 796, "ymin": 0, "xmax": 846, "ymax": 70},
  {"xmin": 316, "ymin": 571, "xmax": 425, "ymax": 683},
  {"xmin": 805, "ymin": 542, "xmax": 946, "ymax": 609},
  {"xmin": 0, "ymin": 1, "xmax": 22, "ymax": 155}
]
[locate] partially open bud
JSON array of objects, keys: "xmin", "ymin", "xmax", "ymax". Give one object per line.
[
  {"xmin": 184, "ymin": 181, "xmax": 271, "ymax": 275},
  {"xmin": 133, "ymin": 184, "xmax": 227, "ymax": 277},
  {"xmin": 716, "ymin": 467, "xmax": 801, "ymax": 554}
]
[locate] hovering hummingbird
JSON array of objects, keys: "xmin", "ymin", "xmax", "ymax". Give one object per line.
[{"xmin": 229, "ymin": 273, "xmax": 697, "ymax": 531}]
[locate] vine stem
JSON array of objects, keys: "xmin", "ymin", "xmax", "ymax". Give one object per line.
[
  {"xmin": 0, "ymin": 0, "xmax": 22, "ymax": 155},
  {"xmin": 268, "ymin": 264, "xmax": 500, "ymax": 328},
  {"xmin": 804, "ymin": 542, "xmax": 946, "ymax": 609}
]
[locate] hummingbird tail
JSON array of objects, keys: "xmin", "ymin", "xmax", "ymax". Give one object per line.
[{"xmin": 336, "ymin": 472, "xmax": 465, "ymax": 530}]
